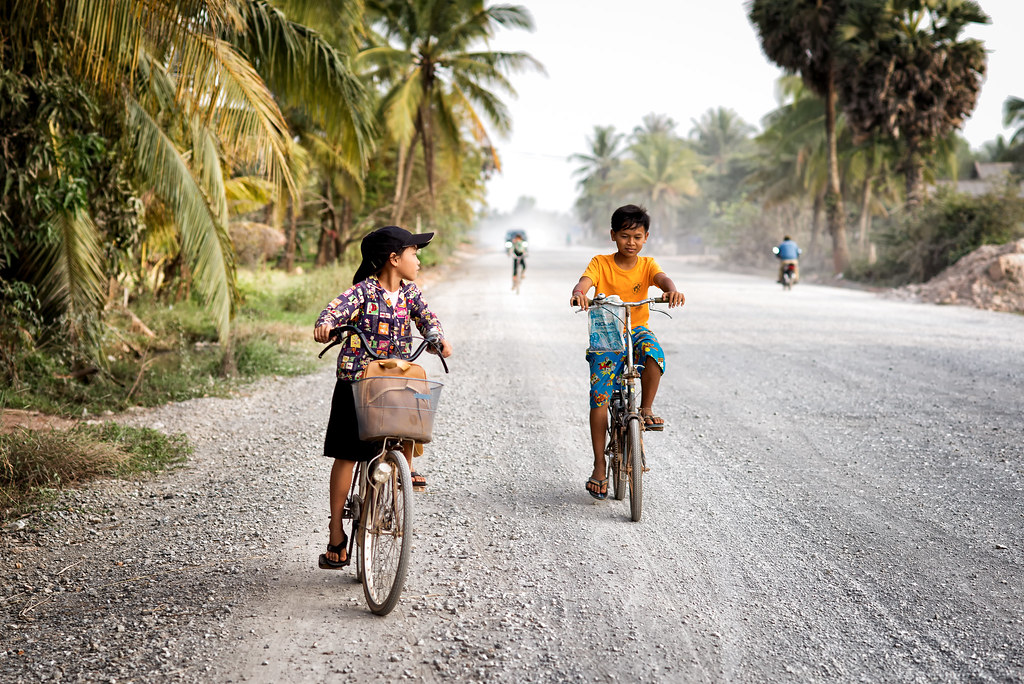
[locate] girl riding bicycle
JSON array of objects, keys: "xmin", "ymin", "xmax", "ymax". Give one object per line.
[
  {"xmin": 313, "ymin": 226, "xmax": 453, "ymax": 569},
  {"xmin": 569, "ymin": 205, "xmax": 684, "ymax": 500}
]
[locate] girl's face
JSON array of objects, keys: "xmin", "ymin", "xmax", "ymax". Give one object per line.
[{"xmin": 390, "ymin": 245, "xmax": 420, "ymax": 281}]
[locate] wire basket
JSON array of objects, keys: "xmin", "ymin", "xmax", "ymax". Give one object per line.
[{"xmin": 351, "ymin": 376, "xmax": 444, "ymax": 443}]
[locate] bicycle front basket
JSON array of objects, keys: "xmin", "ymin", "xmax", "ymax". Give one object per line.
[{"xmin": 351, "ymin": 375, "xmax": 444, "ymax": 443}]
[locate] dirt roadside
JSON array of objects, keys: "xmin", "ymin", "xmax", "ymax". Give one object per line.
[{"xmin": 2, "ymin": 245, "xmax": 1022, "ymax": 683}]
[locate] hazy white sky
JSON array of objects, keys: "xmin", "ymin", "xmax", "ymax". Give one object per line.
[{"xmin": 484, "ymin": 0, "xmax": 1024, "ymax": 215}]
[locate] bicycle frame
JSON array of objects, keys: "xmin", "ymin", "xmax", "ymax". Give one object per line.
[
  {"xmin": 319, "ymin": 324, "xmax": 448, "ymax": 614},
  {"xmin": 583, "ymin": 295, "xmax": 666, "ymax": 519}
]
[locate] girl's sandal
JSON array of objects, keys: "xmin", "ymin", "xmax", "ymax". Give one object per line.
[
  {"xmin": 640, "ymin": 408, "xmax": 665, "ymax": 432},
  {"xmin": 318, "ymin": 530, "xmax": 350, "ymax": 569}
]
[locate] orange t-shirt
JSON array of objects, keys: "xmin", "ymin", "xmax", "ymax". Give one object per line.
[{"xmin": 581, "ymin": 254, "xmax": 663, "ymax": 329}]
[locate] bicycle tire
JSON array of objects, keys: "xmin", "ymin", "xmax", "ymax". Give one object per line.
[
  {"xmin": 354, "ymin": 520, "xmax": 364, "ymax": 583},
  {"xmin": 610, "ymin": 423, "xmax": 626, "ymax": 501},
  {"xmin": 627, "ymin": 417, "xmax": 644, "ymax": 522},
  {"xmin": 360, "ymin": 449, "xmax": 413, "ymax": 615}
]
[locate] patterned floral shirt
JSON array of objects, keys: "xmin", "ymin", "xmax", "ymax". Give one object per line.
[{"xmin": 315, "ymin": 276, "xmax": 445, "ymax": 381}]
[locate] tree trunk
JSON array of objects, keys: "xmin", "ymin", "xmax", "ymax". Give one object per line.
[
  {"xmin": 219, "ymin": 332, "xmax": 237, "ymax": 378},
  {"xmin": 419, "ymin": 102, "xmax": 435, "ymax": 200},
  {"xmin": 858, "ymin": 172, "xmax": 874, "ymax": 254},
  {"xmin": 393, "ymin": 128, "xmax": 420, "ymax": 226},
  {"xmin": 824, "ymin": 74, "xmax": 850, "ymax": 275},
  {"xmin": 904, "ymin": 140, "xmax": 925, "ymax": 209},
  {"xmin": 390, "ymin": 142, "xmax": 408, "ymax": 224},
  {"xmin": 284, "ymin": 196, "xmax": 300, "ymax": 273},
  {"xmin": 334, "ymin": 199, "xmax": 352, "ymax": 262},
  {"xmin": 810, "ymin": 191, "xmax": 824, "ymax": 258}
]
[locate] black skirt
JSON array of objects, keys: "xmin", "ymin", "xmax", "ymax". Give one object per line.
[{"xmin": 323, "ymin": 379, "xmax": 382, "ymax": 462}]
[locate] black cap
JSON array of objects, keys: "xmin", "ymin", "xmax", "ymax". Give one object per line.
[{"xmin": 353, "ymin": 226, "xmax": 434, "ymax": 284}]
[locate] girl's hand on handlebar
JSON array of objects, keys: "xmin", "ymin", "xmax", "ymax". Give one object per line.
[
  {"xmin": 428, "ymin": 338, "xmax": 453, "ymax": 358},
  {"xmin": 570, "ymin": 292, "xmax": 589, "ymax": 310},
  {"xmin": 314, "ymin": 324, "xmax": 333, "ymax": 343},
  {"xmin": 662, "ymin": 291, "xmax": 685, "ymax": 308}
]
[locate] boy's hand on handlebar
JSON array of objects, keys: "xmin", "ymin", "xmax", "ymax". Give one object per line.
[
  {"xmin": 570, "ymin": 292, "xmax": 589, "ymax": 310},
  {"xmin": 662, "ymin": 291, "xmax": 685, "ymax": 308},
  {"xmin": 314, "ymin": 324, "xmax": 333, "ymax": 343}
]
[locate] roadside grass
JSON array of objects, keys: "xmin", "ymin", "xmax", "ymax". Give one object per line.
[
  {"xmin": 2, "ymin": 262, "xmax": 353, "ymax": 417},
  {"xmin": 0, "ymin": 262, "xmax": 352, "ymax": 522},
  {"xmin": 0, "ymin": 423, "xmax": 191, "ymax": 523}
]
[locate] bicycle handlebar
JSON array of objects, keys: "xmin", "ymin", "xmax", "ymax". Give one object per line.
[
  {"xmin": 318, "ymin": 324, "xmax": 449, "ymax": 374},
  {"xmin": 584, "ymin": 295, "xmax": 667, "ymax": 307}
]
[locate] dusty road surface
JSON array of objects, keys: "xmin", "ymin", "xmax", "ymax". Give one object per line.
[{"xmin": 3, "ymin": 244, "xmax": 1023, "ymax": 683}]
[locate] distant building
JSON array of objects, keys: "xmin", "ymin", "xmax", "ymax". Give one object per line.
[{"xmin": 935, "ymin": 161, "xmax": 1024, "ymax": 197}]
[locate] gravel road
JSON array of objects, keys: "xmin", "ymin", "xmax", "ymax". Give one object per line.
[{"xmin": 3, "ymin": 243, "xmax": 1023, "ymax": 683}]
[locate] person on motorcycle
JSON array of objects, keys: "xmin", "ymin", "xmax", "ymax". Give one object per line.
[{"xmin": 773, "ymin": 235, "xmax": 802, "ymax": 283}]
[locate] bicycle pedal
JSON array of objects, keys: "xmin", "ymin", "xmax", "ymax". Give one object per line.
[{"xmin": 642, "ymin": 466, "xmax": 650, "ymax": 473}]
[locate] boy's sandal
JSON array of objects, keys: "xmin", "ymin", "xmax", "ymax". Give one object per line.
[
  {"xmin": 640, "ymin": 408, "xmax": 665, "ymax": 431},
  {"xmin": 410, "ymin": 471, "xmax": 427, "ymax": 492},
  {"xmin": 318, "ymin": 530, "xmax": 350, "ymax": 570},
  {"xmin": 585, "ymin": 476, "xmax": 608, "ymax": 500}
]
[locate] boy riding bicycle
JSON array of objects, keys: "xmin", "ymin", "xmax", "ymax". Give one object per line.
[
  {"xmin": 313, "ymin": 226, "xmax": 453, "ymax": 569},
  {"xmin": 569, "ymin": 205, "xmax": 684, "ymax": 500}
]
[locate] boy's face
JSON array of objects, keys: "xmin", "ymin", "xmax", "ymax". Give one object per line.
[
  {"xmin": 610, "ymin": 225, "xmax": 648, "ymax": 258},
  {"xmin": 390, "ymin": 245, "xmax": 420, "ymax": 281}
]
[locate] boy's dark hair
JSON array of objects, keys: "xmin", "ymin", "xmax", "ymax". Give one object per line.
[{"xmin": 610, "ymin": 204, "xmax": 650, "ymax": 233}]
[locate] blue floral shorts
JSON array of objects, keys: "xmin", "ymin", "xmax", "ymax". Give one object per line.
[{"xmin": 586, "ymin": 326, "xmax": 665, "ymax": 408}]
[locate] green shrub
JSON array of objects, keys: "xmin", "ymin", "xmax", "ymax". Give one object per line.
[{"xmin": 856, "ymin": 183, "xmax": 1024, "ymax": 285}]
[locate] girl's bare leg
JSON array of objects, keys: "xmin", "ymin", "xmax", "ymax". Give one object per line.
[{"xmin": 327, "ymin": 459, "xmax": 355, "ymax": 562}]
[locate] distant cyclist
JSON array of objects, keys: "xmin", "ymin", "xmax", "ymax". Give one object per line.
[
  {"xmin": 773, "ymin": 235, "xmax": 802, "ymax": 284},
  {"xmin": 510, "ymin": 233, "xmax": 528, "ymax": 291}
]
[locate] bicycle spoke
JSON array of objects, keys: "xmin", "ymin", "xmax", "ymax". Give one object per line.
[{"xmin": 360, "ymin": 450, "xmax": 413, "ymax": 615}]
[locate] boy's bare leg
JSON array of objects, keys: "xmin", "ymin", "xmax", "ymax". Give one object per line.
[
  {"xmin": 640, "ymin": 363, "xmax": 664, "ymax": 424},
  {"xmin": 328, "ymin": 459, "xmax": 355, "ymax": 562},
  {"xmin": 589, "ymin": 406, "xmax": 608, "ymax": 486}
]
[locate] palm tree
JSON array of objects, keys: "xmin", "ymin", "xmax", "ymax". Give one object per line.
[
  {"xmin": 689, "ymin": 107, "xmax": 756, "ymax": 175},
  {"xmin": 614, "ymin": 130, "xmax": 703, "ymax": 238},
  {"xmin": 358, "ymin": 0, "xmax": 542, "ymax": 225},
  {"xmin": 570, "ymin": 125, "xmax": 625, "ymax": 235},
  {"xmin": 838, "ymin": 0, "xmax": 989, "ymax": 208},
  {"xmin": 748, "ymin": 0, "xmax": 852, "ymax": 274},
  {"xmin": 0, "ymin": 0, "xmax": 373, "ymax": 353},
  {"xmin": 748, "ymin": 78, "xmax": 832, "ymax": 254}
]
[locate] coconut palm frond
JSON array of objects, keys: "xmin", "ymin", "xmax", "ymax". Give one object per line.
[
  {"xmin": 127, "ymin": 97, "xmax": 234, "ymax": 338},
  {"xmin": 62, "ymin": 0, "xmax": 147, "ymax": 94},
  {"xmin": 233, "ymin": 0, "xmax": 375, "ymax": 173},
  {"xmin": 381, "ymin": 70, "xmax": 424, "ymax": 145},
  {"xmin": 450, "ymin": 78, "xmax": 512, "ymax": 138},
  {"xmin": 449, "ymin": 50, "xmax": 543, "ymax": 82},
  {"xmin": 224, "ymin": 175, "xmax": 276, "ymax": 215},
  {"xmin": 193, "ymin": 35, "xmax": 294, "ymax": 195},
  {"xmin": 191, "ymin": 117, "xmax": 230, "ymax": 227},
  {"xmin": 29, "ymin": 207, "xmax": 106, "ymax": 322}
]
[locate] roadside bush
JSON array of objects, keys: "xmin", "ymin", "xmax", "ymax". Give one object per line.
[
  {"xmin": 851, "ymin": 184, "xmax": 1024, "ymax": 285},
  {"xmin": 0, "ymin": 423, "xmax": 190, "ymax": 522},
  {"xmin": 709, "ymin": 198, "xmax": 814, "ymax": 269}
]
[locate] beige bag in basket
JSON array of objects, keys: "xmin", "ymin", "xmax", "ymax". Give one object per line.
[{"xmin": 361, "ymin": 359, "xmax": 429, "ymax": 453}]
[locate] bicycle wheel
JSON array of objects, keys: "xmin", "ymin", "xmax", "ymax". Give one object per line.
[
  {"xmin": 627, "ymin": 417, "xmax": 644, "ymax": 522},
  {"xmin": 610, "ymin": 422, "xmax": 626, "ymax": 501},
  {"xmin": 359, "ymin": 449, "xmax": 413, "ymax": 615},
  {"xmin": 354, "ymin": 512, "xmax": 364, "ymax": 583}
]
